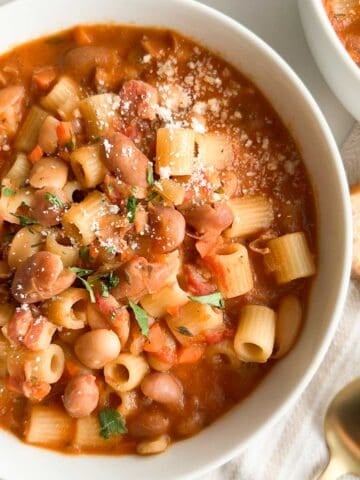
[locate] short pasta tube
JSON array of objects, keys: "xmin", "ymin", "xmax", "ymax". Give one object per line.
[
  {"xmin": 5, "ymin": 153, "xmax": 31, "ymax": 186},
  {"xmin": 29, "ymin": 157, "xmax": 69, "ymax": 190},
  {"xmin": 79, "ymin": 93, "xmax": 120, "ymax": 138},
  {"xmin": 8, "ymin": 225, "xmax": 44, "ymax": 269},
  {"xmin": 155, "ymin": 127, "xmax": 195, "ymax": 176},
  {"xmin": 62, "ymin": 191, "xmax": 108, "ymax": 245},
  {"xmin": 272, "ymin": 295, "xmax": 302, "ymax": 359},
  {"xmin": 137, "ymin": 434, "xmax": 170, "ymax": 455},
  {"xmin": 140, "ymin": 282, "xmax": 188, "ymax": 318},
  {"xmin": 205, "ymin": 243, "xmax": 253, "ymax": 298},
  {"xmin": 25, "ymin": 405, "xmax": 73, "ymax": 447},
  {"xmin": 73, "ymin": 415, "xmax": 118, "ymax": 449},
  {"xmin": 196, "ymin": 132, "xmax": 234, "ymax": 170},
  {"xmin": 166, "ymin": 301, "xmax": 224, "ymax": 346},
  {"xmin": 264, "ymin": 232, "xmax": 316, "ymax": 284},
  {"xmin": 15, "ymin": 106, "xmax": 48, "ymax": 152},
  {"xmin": 104, "ymin": 353, "xmax": 150, "ymax": 393},
  {"xmin": 153, "ymin": 179, "xmax": 186, "ymax": 205},
  {"xmin": 70, "ymin": 144, "xmax": 106, "ymax": 188},
  {"xmin": 1, "ymin": 188, "xmax": 35, "ymax": 224},
  {"xmin": 117, "ymin": 390, "xmax": 139, "ymax": 417},
  {"xmin": 205, "ymin": 340, "xmax": 242, "ymax": 368},
  {"xmin": 224, "ymin": 196, "xmax": 274, "ymax": 238},
  {"xmin": 234, "ymin": 305, "xmax": 276, "ymax": 363},
  {"xmin": 45, "ymin": 231, "xmax": 79, "ymax": 267},
  {"xmin": 24, "ymin": 344, "xmax": 65, "ymax": 383},
  {"xmin": 47, "ymin": 287, "xmax": 88, "ymax": 329},
  {"xmin": 41, "ymin": 76, "xmax": 80, "ymax": 120}
]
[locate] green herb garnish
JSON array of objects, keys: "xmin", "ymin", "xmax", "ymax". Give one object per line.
[
  {"xmin": 176, "ymin": 326, "xmax": 194, "ymax": 337},
  {"xmin": 98, "ymin": 409, "xmax": 127, "ymax": 439},
  {"xmin": 100, "ymin": 281, "xmax": 110, "ymax": 298},
  {"xmin": 3, "ymin": 233, "xmax": 14, "ymax": 243},
  {"xmin": 70, "ymin": 267, "xmax": 95, "ymax": 302},
  {"xmin": 0, "ymin": 185, "xmax": 15, "ymax": 197},
  {"xmin": 147, "ymin": 163, "xmax": 154, "ymax": 185},
  {"xmin": 126, "ymin": 196, "xmax": 137, "ymax": 223},
  {"xmin": 129, "ymin": 301, "xmax": 149, "ymax": 337},
  {"xmin": 105, "ymin": 246, "xmax": 117, "ymax": 255},
  {"xmin": 70, "ymin": 267, "xmax": 94, "ymax": 277},
  {"xmin": 45, "ymin": 192, "xmax": 65, "ymax": 208},
  {"xmin": 31, "ymin": 242, "xmax": 44, "ymax": 248},
  {"xmin": 11, "ymin": 214, "xmax": 37, "ymax": 226},
  {"xmin": 188, "ymin": 292, "xmax": 225, "ymax": 309}
]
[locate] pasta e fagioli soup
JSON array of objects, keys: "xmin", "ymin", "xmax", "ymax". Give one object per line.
[{"xmin": 0, "ymin": 24, "xmax": 316, "ymax": 455}]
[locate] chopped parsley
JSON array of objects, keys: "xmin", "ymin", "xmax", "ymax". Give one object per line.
[
  {"xmin": 105, "ymin": 246, "xmax": 117, "ymax": 255},
  {"xmin": 99, "ymin": 408, "xmax": 127, "ymax": 439},
  {"xmin": 31, "ymin": 242, "xmax": 44, "ymax": 248},
  {"xmin": 70, "ymin": 267, "xmax": 95, "ymax": 303},
  {"xmin": 11, "ymin": 213, "xmax": 37, "ymax": 226},
  {"xmin": 70, "ymin": 267, "xmax": 93, "ymax": 277},
  {"xmin": 147, "ymin": 163, "xmax": 154, "ymax": 185},
  {"xmin": 79, "ymin": 246, "xmax": 89, "ymax": 259},
  {"xmin": 129, "ymin": 301, "xmax": 149, "ymax": 337},
  {"xmin": 188, "ymin": 292, "xmax": 225, "ymax": 309},
  {"xmin": 176, "ymin": 326, "xmax": 194, "ymax": 337},
  {"xmin": 0, "ymin": 185, "xmax": 15, "ymax": 197},
  {"xmin": 126, "ymin": 195, "xmax": 137, "ymax": 223},
  {"xmin": 100, "ymin": 281, "xmax": 110, "ymax": 298},
  {"xmin": 45, "ymin": 192, "xmax": 65, "ymax": 208},
  {"xmin": 3, "ymin": 233, "xmax": 14, "ymax": 244}
]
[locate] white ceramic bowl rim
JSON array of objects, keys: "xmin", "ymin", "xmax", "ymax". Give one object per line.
[
  {"xmin": 0, "ymin": 0, "xmax": 352, "ymax": 478},
  {"xmin": 311, "ymin": 0, "xmax": 360, "ymax": 81}
]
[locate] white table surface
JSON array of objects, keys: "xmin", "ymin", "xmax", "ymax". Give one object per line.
[{"xmin": 0, "ymin": 0, "xmax": 355, "ymax": 145}]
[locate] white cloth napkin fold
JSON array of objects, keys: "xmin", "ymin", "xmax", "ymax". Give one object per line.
[{"xmin": 201, "ymin": 124, "xmax": 360, "ymax": 480}]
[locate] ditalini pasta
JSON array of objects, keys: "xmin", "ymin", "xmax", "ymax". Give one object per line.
[{"xmin": 0, "ymin": 24, "xmax": 316, "ymax": 456}]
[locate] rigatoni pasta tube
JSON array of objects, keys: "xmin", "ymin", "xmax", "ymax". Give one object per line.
[
  {"xmin": 234, "ymin": 305, "xmax": 276, "ymax": 363},
  {"xmin": 41, "ymin": 76, "xmax": 79, "ymax": 120},
  {"xmin": 104, "ymin": 354, "xmax": 149, "ymax": 393},
  {"xmin": 73, "ymin": 415, "xmax": 118, "ymax": 449},
  {"xmin": 155, "ymin": 127, "xmax": 195, "ymax": 176},
  {"xmin": 264, "ymin": 232, "xmax": 316, "ymax": 284},
  {"xmin": 45, "ymin": 232, "xmax": 79, "ymax": 267},
  {"xmin": 224, "ymin": 196, "xmax": 274, "ymax": 238},
  {"xmin": 205, "ymin": 340, "xmax": 241, "ymax": 368},
  {"xmin": 70, "ymin": 144, "xmax": 106, "ymax": 188},
  {"xmin": 8, "ymin": 225, "xmax": 44, "ymax": 269},
  {"xmin": 196, "ymin": 132, "xmax": 233, "ymax": 170},
  {"xmin": 166, "ymin": 301, "xmax": 224, "ymax": 346},
  {"xmin": 140, "ymin": 282, "xmax": 188, "ymax": 318},
  {"xmin": 47, "ymin": 287, "xmax": 88, "ymax": 329},
  {"xmin": 153, "ymin": 179, "xmax": 186, "ymax": 205},
  {"xmin": 79, "ymin": 93, "xmax": 120, "ymax": 138},
  {"xmin": 62, "ymin": 191, "xmax": 108, "ymax": 245},
  {"xmin": 1, "ymin": 188, "xmax": 35, "ymax": 224},
  {"xmin": 137, "ymin": 434, "xmax": 170, "ymax": 455},
  {"xmin": 25, "ymin": 405, "xmax": 73, "ymax": 447},
  {"xmin": 206, "ymin": 243, "xmax": 253, "ymax": 298},
  {"xmin": 272, "ymin": 295, "xmax": 302, "ymax": 359},
  {"xmin": 5, "ymin": 153, "xmax": 31, "ymax": 186},
  {"xmin": 15, "ymin": 106, "xmax": 47, "ymax": 152},
  {"xmin": 24, "ymin": 344, "xmax": 65, "ymax": 383}
]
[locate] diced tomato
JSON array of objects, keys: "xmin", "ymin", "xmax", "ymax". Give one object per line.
[
  {"xmin": 28, "ymin": 145, "xmax": 43, "ymax": 164},
  {"xmin": 32, "ymin": 66, "xmax": 57, "ymax": 91},
  {"xmin": 88, "ymin": 243, "xmax": 99, "ymax": 259},
  {"xmin": 183, "ymin": 264, "xmax": 216, "ymax": 296},
  {"xmin": 177, "ymin": 344, "xmax": 205, "ymax": 364},
  {"xmin": 205, "ymin": 329, "xmax": 225, "ymax": 345},
  {"xmin": 149, "ymin": 345, "xmax": 177, "ymax": 365},
  {"xmin": 143, "ymin": 323, "xmax": 166, "ymax": 353},
  {"xmin": 22, "ymin": 380, "xmax": 51, "ymax": 402},
  {"xmin": 95, "ymin": 292, "xmax": 119, "ymax": 316}
]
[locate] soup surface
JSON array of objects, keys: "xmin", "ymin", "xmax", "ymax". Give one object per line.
[
  {"xmin": 324, "ymin": 0, "xmax": 360, "ymax": 66},
  {"xmin": 0, "ymin": 24, "xmax": 316, "ymax": 455}
]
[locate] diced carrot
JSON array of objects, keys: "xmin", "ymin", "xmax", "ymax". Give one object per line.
[
  {"xmin": 65, "ymin": 360, "xmax": 81, "ymax": 377},
  {"xmin": 73, "ymin": 26, "xmax": 93, "ymax": 46},
  {"xmin": 56, "ymin": 121, "xmax": 73, "ymax": 146},
  {"xmin": 32, "ymin": 66, "xmax": 57, "ymax": 91},
  {"xmin": 177, "ymin": 344, "xmax": 206, "ymax": 364},
  {"xmin": 143, "ymin": 323, "xmax": 166, "ymax": 353},
  {"xmin": 28, "ymin": 145, "xmax": 43, "ymax": 164},
  {"xmin": 88, "ymin": 243, "xmax": 99, "ymax": 259}
]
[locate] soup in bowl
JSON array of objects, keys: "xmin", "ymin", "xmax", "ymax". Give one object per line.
[{"xmin": 0, "ymin": 0, "xmax": 352, "ymax": 479}]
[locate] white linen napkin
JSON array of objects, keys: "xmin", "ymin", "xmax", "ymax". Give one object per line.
[{"xmin": 201, "ymin": 124, "xmax": 360, "ymax": 480}]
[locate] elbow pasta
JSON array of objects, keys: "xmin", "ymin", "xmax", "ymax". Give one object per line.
[{"xmin": 0, "ymin": 24, "xmax": 316, "ymax": 457}]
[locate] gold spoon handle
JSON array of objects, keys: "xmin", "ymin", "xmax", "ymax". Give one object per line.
[{"xmin": 318, "ymin": 456, "xmax": 347, "ymax": 480}]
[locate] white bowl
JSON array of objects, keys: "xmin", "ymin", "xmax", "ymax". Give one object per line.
[
  {"xmin": 0, "ymin": 0, "xmax": 352, "ymax": 479},
  {"xmin": 298, "ymin": 0, "xmax": 360, "ymax": 120}
]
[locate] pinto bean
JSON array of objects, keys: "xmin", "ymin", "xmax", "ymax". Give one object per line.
[
  {"xmin": 62, "ymin": 374, "xmax": 99, "ymax": 418},
  {"xmin": 103, "ymin": 132, "xmax": 148, "ymax": 188},
  {"xmin": 11, "ymin": 252, "xmax": 75, "ymax": 303},
  {"xmin": 141, "ymin": 372, "xmax": 183, "ymax": 408},
  {"xmin": 31, "ymin": 188, "xmax": 67, "ymax": 226},
  {"xmin": 148, "ymin": 205, "xmax": 185, "ymax": 253},
  {"xmin": 184, "ymin": 202, "xmax": 233, "ymax": 237},
  {"xmin": 119, "ymin": 80, "xmax": 158, "ymax": 120},
  {"xmin": 127, "ymin": 407, "xmax": 170, "ymax": 438},
  {"xmin": 29, "ymin": 157, "xmax": 68, "ymax": 190},
  {"xmin": 74, "ymin": 329, "xmax": 121, "ymax": 369},
  {"xmin": 64, "ymin": 46, "xmax": 119, "ymax": 79}
]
